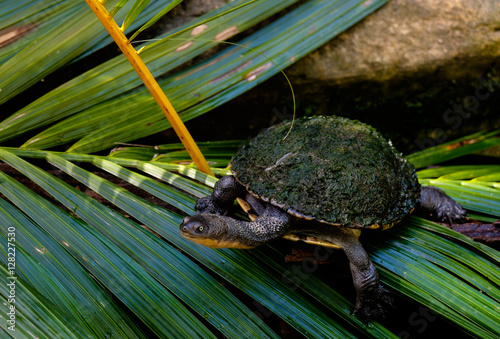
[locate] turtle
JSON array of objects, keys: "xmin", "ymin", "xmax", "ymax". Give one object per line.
[{"xmin": 180, "ymin": 115, "xmax": 466, "ymax": 319}]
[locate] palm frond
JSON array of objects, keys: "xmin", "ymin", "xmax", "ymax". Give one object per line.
[
  {"xmin": 68, "ymin": 0, "xmax": 384, "ymax": 154},
  {"xmin": 86, "ymin": 0, "xmax": 214, "ymax": 174},
  {"xmin": 0, "ymin": 0, "xmax": 167, "ymax": 104},
  {"xmin": 0, "ymin": 196, "xmax": 146, "ymax": 338},
  {"xmin": 109, "ymin": 140, "xmax": 242, "ymax": 167},
  {"xmin": 369, "ymin": 217, "xmax": 500, "ymax": 338},
  {"xmin": 2, "ymin": 0, "xmax": 499, "ymax": 337},
  {"xmin": 119, "ymin": 0, "xmax": 154, "ymax": 32},
  {"xmin": 0, "ymin": 264, "xmax": 92, "ymax": 338},
  {"xmin": 0, "ymin": 0, "xmax": 387, "ymax": 152},
  {"xmin": 0, "ymin": 148, "xmax": 376, "ymax": 337},
  {"xmin": 1, "ymin": 132, "xmax": 500, "ymax": 337},
  {"xmin": 418, "ymin": 166, "xmax": 500, "ymax": 217},
  {"xmin": 406, "ymin": 129, "xmax": 500, "ymax": 169},
  {"xmin": 0, "ymin": 150, "xmax": 220, "ymax": 337},
  {"xmin": 0, "ymin": 0, "xmax": 304, "ymax": 143}
]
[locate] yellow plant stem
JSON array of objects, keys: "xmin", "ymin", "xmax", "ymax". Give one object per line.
[{"xmin": 85, "ymin": 0, "xmax": 214, "ymax": 176}]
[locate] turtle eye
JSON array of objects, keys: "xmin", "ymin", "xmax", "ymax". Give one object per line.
[{"xmin": 195, "ymin": 225, "xmax": 205, "ymax": 234}]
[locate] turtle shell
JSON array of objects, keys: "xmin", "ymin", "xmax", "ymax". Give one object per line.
[{"xmin": 230, "ymin": 115, "xmax": 420, "ymax": 229}]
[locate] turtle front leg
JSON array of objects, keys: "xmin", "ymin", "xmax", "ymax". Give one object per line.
[
  {"xmin": 323, "ymin": 228, "xmax": 393, "ymax": 320},
  {"xmin": 418, "ymin": 186, "xmax": 466, "ymax": 223},
  {"xmin": 196, "ymin": 175, "xmax": 245, "ymax": 215},
  {"xmin": 345, "ymin": 239, "xmax": 393, "ymax": 320}
]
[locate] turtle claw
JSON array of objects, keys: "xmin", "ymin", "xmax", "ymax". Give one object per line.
[
  {"xmin": 195, "ymin": 196, "xmax": 227, "ymax": 215},
  {"xmin": 354, "ymin": 285, "xmax": 394, "ymax": 322},
  {"xmin": 435, "ymin": 199, "xmax": 467, "ymax": 224},
  {"xmin": 419, "ymin": 186, "xmax": 467, "ymax": 225}
]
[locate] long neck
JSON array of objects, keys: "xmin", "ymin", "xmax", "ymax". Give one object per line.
[{"xmin": 222, "ymin": 212, "xmax": 292, "ymax": 248}]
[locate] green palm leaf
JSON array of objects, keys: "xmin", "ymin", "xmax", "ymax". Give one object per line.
[
  {"xmin": 0, "ymin": 263, "xmax": 91, "ymax": 337},
  {"xmin": 418, "ymin": 166, "xmax": 500, "ymax": 217},
  {"xmin": 0, "ymin": 0, "xmax": 168, "ymax": 104},
  {"xmin": 0, "ymin": 147, "xmax": 395, "ymax": 337},
  {"xmin": 1, "ymin": 0, "xmax": 386, "ymax": 152},
  {"xmin": 0, "ymin": 149, "xmax": 278, "ymax": 337},
  {"xmin": 119, "ymin": 0, "xmax": 153, "ymax": 31},
  {"xmin": 0, "ymin": 197, "xmax": 145, "ymax": 338},
  {"xmin": 369, "ymin": 218, "xmax": 500, "ymax": 338},
  {"xmin": 406, "ymin": 130, "xmax": 500, "ymax": 169},
  {"xmin": 1, "ymin": 0, "xmax": 499, "ymax": 337},
  {"xmin": 1, "ymin": 132, "xmax": 500, "ymax": 337},
  {"xmin": 0, "ymin": 0, "xmax": 304, "ymax": 144},
  {"xmin": 0, "ymin": 150, "xmax": 217, "ymax": 338}
]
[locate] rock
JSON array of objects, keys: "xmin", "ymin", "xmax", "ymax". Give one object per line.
[
  {"xmin": 167, "ymin": 0, "xmax": 500, "ymax": 154},
  {"xmin": 288, "ymin": 0, "xmax": 500, "ymax": 89}
]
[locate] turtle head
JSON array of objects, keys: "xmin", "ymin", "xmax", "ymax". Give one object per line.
[{"xmin": 180, "ymin": 214, "xmax": 255, "ymax": 249}]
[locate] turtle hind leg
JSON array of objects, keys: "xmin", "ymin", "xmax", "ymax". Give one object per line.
[
  {"xmin": 418, "ymin": 186, "xmax": 466, "ymax": 223},
  {"xmin": 196, "ymin": 175, "xmax": 245, "ymax": 215},
  {"xmin": 322, "ymin": 227, "xmax": 394, "ymax": 321}
]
